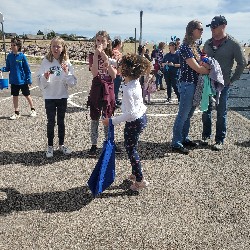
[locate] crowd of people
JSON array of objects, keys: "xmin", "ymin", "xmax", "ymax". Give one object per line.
[{"xmin": 0, "ymin": 15, "xmax": 247, "ymax": 192}]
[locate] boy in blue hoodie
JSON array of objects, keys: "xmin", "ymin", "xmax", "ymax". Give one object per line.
[{"xmin": 0, "ymin": 38, "xmax": 36, "ymax": 120}]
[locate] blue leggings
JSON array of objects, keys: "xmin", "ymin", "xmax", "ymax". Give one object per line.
[{"xmin": 124, "ymin": 114, "xmax": 147, "ymax": 182}]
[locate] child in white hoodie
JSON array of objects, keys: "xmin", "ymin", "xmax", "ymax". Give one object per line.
[{"xmin": 37, "ymin": 37, "xmax": 77, "ymax": 158}]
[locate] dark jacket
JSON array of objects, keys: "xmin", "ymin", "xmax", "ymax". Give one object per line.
[{"xmin": 88, "ymin": 76, "xmax": 115, "ymax": 120}]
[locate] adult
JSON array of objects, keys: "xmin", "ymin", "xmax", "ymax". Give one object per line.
[
  {"xmin": 162, "ymin": 41, "xmax": 180, "ymax": 103},
  {"xmin": 202, "ymin": 15, "xmax": 246, "ymax": 150},
  {"xmin": 154, "ymin": 42, "xmax": 165, "ymax": 90},
  {"xmin": 171, "ymin": 20, "xmax": 210, "ymax": 154}
]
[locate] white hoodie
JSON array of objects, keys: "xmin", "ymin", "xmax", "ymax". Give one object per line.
[{"xmin": 37, "ymin": 58, "xmax": 77, "ymax": 99}]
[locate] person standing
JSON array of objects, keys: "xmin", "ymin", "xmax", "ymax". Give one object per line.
[
  {"xmin": 154, "ymin": 42, "xmax": 165, "ymax": 90},
  {"xmin": 102, "ymin": 53, "xmax": 151, "ymax": 191},
  {"xmin": 37, "ymin": 37, "xmax": 77, "ymax": 158},
  {"xmin": 162, "ymin": 41, "xmax": 180, "ymax": 103},
  {"xmin": 87, "ymin": 30, "xmax": 117, "ymax": 157},
  {"xmin": 112, "ymin": 38, "xmax": 123, "ymax": 107},
  {"xmin": 0, "ymin": 38, "xmax": 36, "ymax": 120},
  {"xmin": 202, "ymin": 15, "xmax": 246, "ymax": 150},
  {"xmin": 171, "ymin": 20, "xmax": 210, "ymax": 154}
]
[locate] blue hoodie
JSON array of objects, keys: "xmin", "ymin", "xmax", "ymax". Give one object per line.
[{"xmin": 1, "ymin": 52, "xmax": 32, "ymax": 85}]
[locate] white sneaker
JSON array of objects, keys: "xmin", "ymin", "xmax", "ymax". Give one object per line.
[
  {"xmin": 46, "ymin": 146, "xmax": 53, "ymax": 158},
  {"xmin": 59, "ymin": 145, "xmax": 72, "ymax": 155},
  {"xmin": 29, "ymin": 110, "xmax": 37, "ymax": 117},
  {"xmin": 9, "ymin": 113, "xmax": 20, "ymax": 120},
  {"xmin": 130, "ymin": 179, "xmax": 149, "ymax": 191}
]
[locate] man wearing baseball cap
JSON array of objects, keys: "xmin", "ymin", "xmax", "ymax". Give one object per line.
[{"xmin": 202, "ymin": 15, "xmax": 246, "ymax": 151}]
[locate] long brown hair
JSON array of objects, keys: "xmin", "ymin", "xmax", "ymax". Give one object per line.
[
  {"xmin": 183, "ymin": 20, "xmax": 202, "ymax": 60},
  {"xmin": 46, "ymin": 36, "xmax": 69, "ymax": 63},
  {"xmin": 95, "ymin": 30, "xmax": 112, "ymax": 57}
]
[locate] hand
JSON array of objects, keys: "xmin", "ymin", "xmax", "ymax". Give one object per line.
[
  {"xmin": 96, "ymin": 44, "xmax": 103, "ymax": 54},
  {"xmin": 169, "ymin": 62, "xmax": 174, "ymax": 66},
  {"xmin": 102, "ymin": 118, "xmax": 109, "ymax": 126},
  {"xmin": 61, "ymin": 62, "xmax": 69, "ymax": 74},
  {"xmin": 44, "ymin": 71, "xmax": 51, "ymax": 79}
]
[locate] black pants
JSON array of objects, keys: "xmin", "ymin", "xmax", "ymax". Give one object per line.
[
  {"xmin": 124, "ymin": 113, "xmax": 147, "ymax": 182},
  {"xmin": 164, "ymin": 72, "xmax": 180, "ymax": 101},
  {"xmin": 45, "ymin": 98, "xmax": 67, "ymax": 146}
]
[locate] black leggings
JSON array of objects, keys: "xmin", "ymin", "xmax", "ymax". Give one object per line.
[{"xmin": 45, "ymin": 98, "xmax": 67, "ymax": 146}]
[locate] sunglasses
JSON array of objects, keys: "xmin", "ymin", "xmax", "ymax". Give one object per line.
[{"xmin": 196, "ymin": 28, "xmax": 203, "ymax": 32}]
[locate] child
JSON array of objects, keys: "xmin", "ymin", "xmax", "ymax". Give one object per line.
[
  {"xmin": 143, "ymin": 72, "xmax": 156, "ymax": 104},
  {"xmin": 102, "ymin": 53, "xmax": 151, "ymax": 191},
  {"xmin": 37, "ymin": 37, "xmax": 77, "ymax": 158},
  {"xmin": 0, "ymin": 37, "xmax": 36, "ymax": 120},
  {"xmin": 87, "ymin": 30, "xmax": 117, "ymax": 157},
  {"xmin": 112, "ymin": 38, "xmax": 123, "ymax": 107}
]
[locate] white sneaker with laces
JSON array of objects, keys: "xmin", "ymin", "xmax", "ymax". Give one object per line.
[
  {"xmin": 46, "ymin": 146, "xmax": 53, "ymax": 158},
  {"xmin": 130, "ymin": 179, "xmax": 149, "ymax": 191},
  {"xmin": 59, "ymin": 145, "xmax": 72, "ymax": 155},
  {"xmin": 9, "ymin": 113, "xmax": 20, "ymax": 120},
  {"xmin": 29, "ymin": 110, "xmax": 37, "ymax": 117}
]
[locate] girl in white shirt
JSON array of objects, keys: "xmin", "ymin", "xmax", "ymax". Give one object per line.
[
  {"xmin": 103, "ymin": 54, "xmax": 151, "ymax": 191},
  {"xmin": 37, "ymin": 37, "xmax": 77, "ymax": 158}
]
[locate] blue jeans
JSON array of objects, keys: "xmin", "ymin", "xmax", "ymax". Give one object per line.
[
  {"xmin": 113, "ymin": 75, "xmax": 122, "ymax": 103},
  {"xmin": 202, "ymin": 86, "xmax": 230, "ymax": 143},
  {"xmin": 155, "ymin": 73, "xmax": 163, "ymax": 88},
  {"xmin": 124, "ymin": 114, "xmax": 147, "ymax": 182},
  {"xmin": 171, "ymin": 82, "xmax": 196, "ymax": 147}
]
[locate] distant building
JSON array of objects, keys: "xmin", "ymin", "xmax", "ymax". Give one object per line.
[{"xmin": 5, "ymin": 33, "xmax": 18, "ymax": 39}]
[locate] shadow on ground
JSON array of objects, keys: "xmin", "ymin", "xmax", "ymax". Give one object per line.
[
  {"xmin": 0, "ymin": 141, "xmax": 172, "ymax": 166},
  {"xmin": 0, "ymin": 180, "xmax": 138, "ymax": 215},
  {"xmin": 235, "ymin": 140, "xmax": 250, "ymax": 147}
]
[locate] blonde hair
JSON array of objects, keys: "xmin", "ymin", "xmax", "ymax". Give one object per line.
[
  {"xmin": 95, "ymin": 30, "xmax": 112, "ymax": 57},
  {"xmin": 46, "ymin": 36, "xmax": 69, "ymax": 63},
  {"xmin": 120, "ymin": 53, "xmax": 151, "ymax": 79},
  {"xmin": 183, "ymin": 20, "xmax": 202, "ymax": 60}
]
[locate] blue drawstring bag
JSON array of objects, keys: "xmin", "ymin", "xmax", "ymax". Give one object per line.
[{"xmin": 88, "ymin": 119, "xmax": 116, "ymax": 196}]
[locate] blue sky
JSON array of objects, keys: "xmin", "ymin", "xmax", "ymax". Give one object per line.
[{"xmin": 1, "ymin": 0, "xmax": 250, "ymax": 44}]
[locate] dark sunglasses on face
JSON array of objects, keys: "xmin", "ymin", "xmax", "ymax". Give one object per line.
[{"xmin": 197, "ymin": 28, "xmax": 203, "ymax": 32}]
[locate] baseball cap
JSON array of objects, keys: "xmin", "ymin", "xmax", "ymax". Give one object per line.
[{"xmin": 206, "ymin": 15, "xmax": 227, "ymax": 29}]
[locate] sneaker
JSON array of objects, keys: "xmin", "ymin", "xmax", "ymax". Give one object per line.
[
  {"xmin": 128, "ymin": 174, "xmax": 136, "ymax": 181},
  {"xmin": 46, "ymin": 146, "xmax": 53, "ymax": 158},
  {"xmin": 130, "ymin": 179, "xmax": 149, "ymax": 191},
  {"xmin": 9, "ymin": 113, "xmax": 20, "ymax": 120},
  {"xmin": 115, "ymin": 145, "xmax": 122, "ymax": 154},
  {"xmin": 59, "ymin": 145, "xmax": 72, "ymax": 155},
  {"xmin": 212, "ymin": 142, "xmax": 223, "ymax": 151},
  {"xmin": 29, "ymin": 110, "xmax": 37, "ymax": 117},
  {"xmin": 171, "ymin": 146, "xmax": 189, "ymax": 155},
  {"xmin": 166, "ymin": 98, "xmax": 172, "ymax": 103},
  {"xmin": 183, "ymin": 140, "xmax": 198, "ymax": 147},
  {"xmin": 88, "ymin": 145, "xmax": 97, "ymax": 157},
  {"xmin": 201, "ymin": 138, "xmax": 209, "ymax": 146}
]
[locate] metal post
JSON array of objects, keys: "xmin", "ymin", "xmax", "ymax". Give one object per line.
[
  {"xmin": 139, "ymin": 10, "xmax": 143, "ymax": 46},
  {"xmin": 1, "ymin": 22, "xmax": 6, "ymax": 61},
  {"xmin": 0, "ymin": 12, "xmax": 6, "ymax": 62},
  {"xmin": 134, "ymin": 28, "xmax": 136, "ymax": 54}
]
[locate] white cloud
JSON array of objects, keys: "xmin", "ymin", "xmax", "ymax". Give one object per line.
[{"xmin": 1, "ymin": 0, "xmax": 249, "ymax": 44}]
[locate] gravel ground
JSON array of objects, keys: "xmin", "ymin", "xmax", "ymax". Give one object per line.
[{"xmin": 0, "ymin": 63, "xmax": 249, "ymax": 250}]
